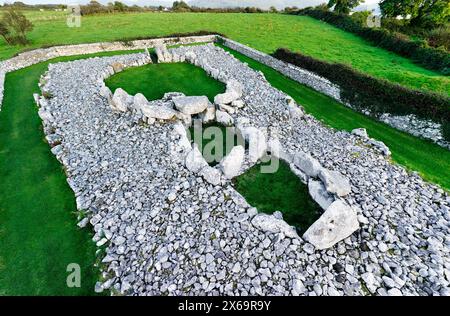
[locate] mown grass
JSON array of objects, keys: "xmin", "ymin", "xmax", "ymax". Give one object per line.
[
  {"xmin": 0, "ymin": 12, "xmax": 448, "ymax": 96},
  {"xmin": 233, "ymin": 160, "xmax": 322, "ymax": 233},
  {"xmin": 105, "ymin": 62, "xmax": 225, "ymax": 102},
  {"xmin": 220, "ymin": 45, "xmax": 450, "ymax": 191},
  {"xmin": 0, "ymin": 49, "xmax": 142, "ymax": 295}
]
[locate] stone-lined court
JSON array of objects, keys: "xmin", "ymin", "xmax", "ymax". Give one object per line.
[{"xmin": 33, "ymin": 43, "xmax": 450, "ymax": 296}]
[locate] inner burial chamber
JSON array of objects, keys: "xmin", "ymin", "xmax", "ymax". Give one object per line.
[
  {"xmin": 189, "ymin": 121, "xmax": 322, "ymax": 233},
  {"xmin": 233, "ymin": 160, "xmax": 322, "ymax": 233}
]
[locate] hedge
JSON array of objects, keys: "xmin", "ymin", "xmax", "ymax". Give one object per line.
[
  {"xmin": 294, "ymin": 9, "xmax": 450, "ymax": 75},
  {"xmin": 272, "ymin": 48, "xmax": 450, "ymax": 140}
]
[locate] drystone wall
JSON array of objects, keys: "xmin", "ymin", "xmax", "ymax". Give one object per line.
[
  {"xmin": 0, "ymin": 35, "xmax": 216, "ymax": 107},
  {"xmin": 219, "ymin": 36, "xmax": 341, "ymax": 101}
]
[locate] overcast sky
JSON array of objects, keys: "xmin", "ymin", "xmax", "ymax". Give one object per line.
[{"xmin": 0, "ymin": 0, "xmax": 381, "ymax": 11}]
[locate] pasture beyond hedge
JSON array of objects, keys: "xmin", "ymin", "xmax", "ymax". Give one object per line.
[{"xmin": 0, "ymin": 11, "xmax": 448, "ymax": 96}]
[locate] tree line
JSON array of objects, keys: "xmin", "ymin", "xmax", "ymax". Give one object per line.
[{"xmin": 327, "ymin": 0, "xmax": 449, "ymax": 28}]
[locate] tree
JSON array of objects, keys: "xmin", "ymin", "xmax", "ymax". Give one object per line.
[
  {"xmin": 0, "ymin": 20, "xmax": 12, "ymax": 45},
  {"xmin": 172, "ymin": 1, "xmax": 191, "ymax": 12},
  {"xmin": 113, "ymin": 1, "xmax": 126, "ymax": 12},
  {"xmin": 1, "ymin": 7, "xmax": 33, "ymax": 45},
  {"xmin": 380, "ymin": 0, "xmax": 450, "ymax": 27},
  {"xmin": 327, "ymin": 0, "xmax": 364, "ymax": 14},
  {"xmin": 283, "ymin": 6, "xmax": 299, "ymax": 13},
  {"xmin": 269, "ymin": 6, "xmax": 278, "ymax": 13}
]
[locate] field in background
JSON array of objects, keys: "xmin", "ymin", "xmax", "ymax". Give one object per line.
[{"xmin": 0, "ymin": 11, "xmax": 448, "ymax": 96}]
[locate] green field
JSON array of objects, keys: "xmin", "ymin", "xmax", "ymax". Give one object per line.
[
  {"xmin": 0, "ymin": 11, "xmax": 448, "ymax": 96},
  {"xmin": 0, "ymin": 50, "xmax": 144, "ymax": 295}
]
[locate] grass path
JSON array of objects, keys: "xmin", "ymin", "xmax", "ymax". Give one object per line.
[
  {"xmin": 0, "ymin": 12, "xmax": 448, "ymax": 96},
  {"xmin": 0, "ymin": 50, "xmax": 141, "ymax": 295},
  {"xmin": 221, "ymin": 45, "xmax": 450, "ymax": 190}
]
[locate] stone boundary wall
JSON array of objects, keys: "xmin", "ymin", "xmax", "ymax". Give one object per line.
[
  {"xmin": 0, "ymin": 35, "xmax": 216, "ymax": 107},
  {"xmin": 218, "ymin": 36, "xmax": 341, "ymax": 101}
]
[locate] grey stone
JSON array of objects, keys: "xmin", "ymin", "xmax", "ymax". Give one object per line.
[
  {"xmin": 308, "ymin": 179, "xmax": 334, "ymax": 210},
  {"xmin": 251, "ymin": 213, "xmax": 299, "ymax": 239},
  {"xmin": 173, "ymin": 96, "xmax": 209, "ymax": 115},
  {"xmin": 293, "ymin": 151, "xmax": 322, "ymax": 178},
  {"xmin": 351, "ymin": 128, "xmax": 368, "ymax": 138},
  {"xmin": 318, "ymin": 169, "xmax": 351, "ymax": 197},
  {"xmin": 303, "ymin": 200, "xmax": 359, "ymax": 250},
  {"xmin": 185, "ymin": 144, "xmax": 208, "ymax": 173},
  {"xmin": 216, "ymin": 110, "xmax": 234, "ymax": 126},
  {"xmin": 110, "ymin": 88, "xmax": 130, "ymax": 112},
  {"xmin": 219, "ymin": 145, "xmax": 244, "ymax": 179}
]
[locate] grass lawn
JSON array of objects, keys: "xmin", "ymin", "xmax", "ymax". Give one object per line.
[
  {"xmin": 220, "ymin": 45, "xmax": 450, "ymax": 191},
  {"xmin": 0, "ymin": 49, "xmax": 142, "ymax": 295},
  {"xmin": 233, "ymin": 160, "xmax": 322, "ymax": 233},
  {"xmin": 105, "ymin": 62, "xmax": 225, "ymax": 102},
  {"xmin": 0, "ymin": 12, "xmax": 448, "ymax": 96}
]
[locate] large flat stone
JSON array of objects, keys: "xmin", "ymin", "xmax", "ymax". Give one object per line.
[
  {"xmin": 220, "ymin": 145, "xmax": 244, "ymax": 179},
  {"xmin": 173, "ymin": 96, "xmax": 209, "ymax": 115},
  {"xmin": 252, "ymin": 213, "xmax": 299, "ymax": 239},
  {"xmin": 319, "ymin": 169, "xmax": 351, "ymax": 197},
  {"xmin": 111, "ymin": 88, "xmax": 131, "ymax": 112},
  {"xmin": 293, "ymin": 151, "xmax": 322, "ymax": 178},
  {"xmin": 303, "ymin": 200, "xmax": 359, "ymax": 250},
  {"xmin": 308, "ymin": 179, "xmax": 334, "ymax": 210},
  {"xmin": 141, "ymin": 103, "xmax": 177, "ymax": 120},
  {"xmin": 239, "ymin": 126, "xmax": 267, "ymax": 163}
]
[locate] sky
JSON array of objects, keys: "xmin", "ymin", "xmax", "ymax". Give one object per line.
[{"xmin": 0, "ymin": 0, "xmax": 382, "ymax": 11}]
